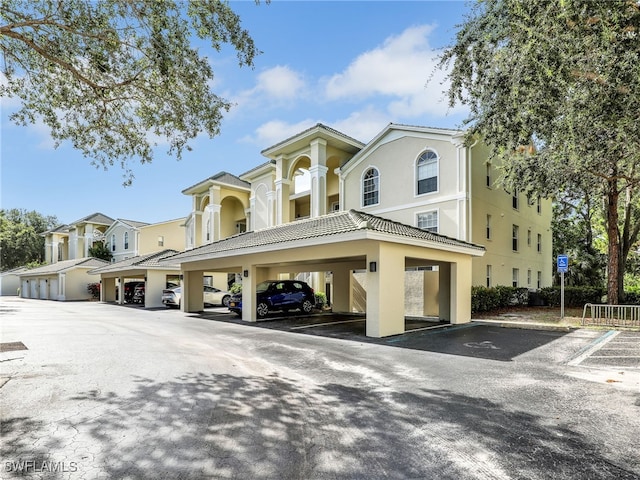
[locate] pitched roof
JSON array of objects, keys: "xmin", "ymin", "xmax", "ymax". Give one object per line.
[
  {"xmin": 161, "ymin": 210, "xmax": 484, "ymax": 264},
  {"xmin": 117, "ymin": 219, "xmax": 150, "ymax": 229},
  {"xmin": 182, "ymin": 171, "xmax": 250, "ymax": 194},
  {"xmin": 260, "ymin": 123, "xmax": 365, "ymax": 158},
  {"xmin": 88, "ymin": 249, "xmax": 180, "ymax": 274},
  {"xmin": 69, "ymin": 212, "xmax": 115, "ymax": 226},
  {"xmin": 19, "ymin": 258, "xmax": 109, "ymax": 276},
  {"xmin": 1, "ymin": 266, "xmax": 29, "ymax": 275}
]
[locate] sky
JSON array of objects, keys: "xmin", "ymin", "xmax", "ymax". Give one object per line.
[{"xmin": 0, "ymin": 0, "xmax": 471, "ymax": 227}]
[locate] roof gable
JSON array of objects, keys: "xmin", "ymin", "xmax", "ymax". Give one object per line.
[
  {"xmin": 182, "ymin": 171, "xmax": 250, "ymax": 195},
  {"xmin": 88, "ymin": 249, "xmax": 180, "ymax": 274},
  {"xmin": 19, "ymin": 257, "xmax": 109, "ymax": 276},
  {"xmin": 339, "ymin": 123, "xmax": 464, "ymax": 175}
]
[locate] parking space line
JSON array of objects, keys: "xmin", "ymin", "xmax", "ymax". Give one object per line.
[
  {"xmin": 566, "ymin": 330, "xmax": 620, "ymax": 366},
  {"xmin": 289, "ymin": 319, "xmax": 364, "ymax": 330}
]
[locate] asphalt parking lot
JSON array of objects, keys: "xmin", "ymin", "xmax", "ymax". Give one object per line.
[
  {"xmin": 197, "ymin": 309, "xmax": 640, "ymax": 367},
  {"xmin": 2, "ymin": 299, "xmax": 639, "ymax": 479}
]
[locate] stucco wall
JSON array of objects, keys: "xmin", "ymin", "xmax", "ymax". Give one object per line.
[
  {"xmin": 469, "ymin": 142, "xmax": 553, "ymax": 288},
  {"xmin": 138, "ymin": 220, "xmax": 185, "ymax": 254}
]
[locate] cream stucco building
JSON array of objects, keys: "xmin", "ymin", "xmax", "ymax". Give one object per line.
[{"xmin": 167, "ymin": 123, "xmax": 552, "ymax": 337}]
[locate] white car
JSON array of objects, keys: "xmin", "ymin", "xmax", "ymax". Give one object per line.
[{"xmin": 162, "ymin": 286, "xmax": 231, "ymax": 308}]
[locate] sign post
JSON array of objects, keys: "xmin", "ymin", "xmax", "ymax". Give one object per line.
[{"xmin": 557, "ymin": 255, "xmax": 569, "ymax": 318}]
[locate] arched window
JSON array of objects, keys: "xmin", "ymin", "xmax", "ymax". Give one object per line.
[
  {"xmin": 206, "ymin": 218, "xmax": 211, "ymax": 242},
  {"xmin": 362, "ymin": 168, "xmax": 380, "ymax": 207},
  {"xmin": 417, "ymin": 150, "xmax": 438, "ymax": 195},
  {"xmin": 123, "ymin": 232, "xmax": 129, "ymax": 250},
  {"xmin": 111, "ymin": 234, "xmax": 116, "ymax": 252}
]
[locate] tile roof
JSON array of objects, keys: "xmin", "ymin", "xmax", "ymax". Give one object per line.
[
  {"xmin": 261, "ymin": 123, "xmax": 365, "ymax": 155},
  {"xmin": 19, "ymin": 258, "xmax": 109, "ymax": 276},
  {"xmin": 69, "ymin": 212, "xmax": 115, "ymax": 226},
  {"xmin": 88, "ymin": 249, "xmax": 180, "ymax": 274},
  {"xmin": 117, "ymin": 219, "xmax": 150, "ymax": 229},
  {"xmin": 181, "ymin": 171, "xmax": 250, "ymax": 194},
  {"xmin": 239, "ymin": 160, "xmax": 276, "ymax": 178},
  {"xmin": 162, "ymin": 210, "xmax": 484, "ymax": 264}
]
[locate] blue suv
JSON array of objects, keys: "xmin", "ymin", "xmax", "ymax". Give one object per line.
[{"xmin": 229, "ymin": 280, "xmax": 315, "ymax": 318}]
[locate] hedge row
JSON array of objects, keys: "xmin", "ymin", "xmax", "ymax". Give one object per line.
[
  {"xmin": 472, "ymin": 285, "xmax": 640, "ymax": 313},
  {"xmin": 471, "ymin": 286, "xmax": 530, "ymax": 313},
  {"xmin": 538, "ymin": 286, "xmax": 605, "ymax": 307}
]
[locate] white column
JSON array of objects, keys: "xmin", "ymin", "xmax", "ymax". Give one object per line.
[{"xmin": 309, "ymin": 164, "xmax": 328, "ymax": 218}]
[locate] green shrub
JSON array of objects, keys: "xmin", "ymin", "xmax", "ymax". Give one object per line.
[
  {"xmin": 314, "ymin": 292, "xmax": 327, "ymax": 307},
  {"xmin": 471, "ymin": 286, "xmax": 529, "ymax": 313},
  {"xmin": 539, "ymin": 286, "xmax": 604, "ymax": 307},
  {"xmin": 229, "ymin": 282, "xmax": 242, "ymax": 294}
]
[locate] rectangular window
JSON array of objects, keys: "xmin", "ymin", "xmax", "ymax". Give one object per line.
[
  {"xmin": 512, "ymin": 190, "xmax": 519, "ymax": 210},
  {"xmin": 158, "ymin": 236, "xmax": 164, "ymax": 247},
  {"xmin": 537, "ymin": 233, "xmax": 542, "ymax": 253},
  {"xmin": 486, "ymin": 163, "xmax": 492, "ymax": 188},
  {"xmin": 486, "ymin": 214, "xmax": 491, "ymax": 239},
  {"xmin": 537, "ymin": 196, "xmax": 542, "ymax": 214},
  {"xmin": 537, "ymin": 271, "xmax": 542, "ymax": 289},
  {"xmin": 512, "ymin": 268, "xmax": 519, "ymax": 287},
  {"xmin": 527, "ymin": 269, "xmax": 532, "ymax": 287},
  {"xmin": 417, "ymin": 211, "xmax": 438, "ymax": 233},
  {"xmin": 527, "ymin": 229, "xmax": 531, "ymax": 247},
  {"xmin": 512, "ymin": 225, "xmax": 519, "ymax": 251},
  {"xmin": 486, "ymin": 265, "xmax": 492, "ymax": 288}
]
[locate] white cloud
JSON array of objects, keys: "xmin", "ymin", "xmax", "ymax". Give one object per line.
[
  {"xmin": 250, "ymin": 118, "xmax": 318, "ymax": 148},
  {"xmin": 257, "ymin": 65, "xmax": 306, "ymax": 99},
  {"xmin": 231, "ymin": 65, "xmax": 306, "ymax": 112},
  {"xmin": 323, "ymin": 24, "xmax": 464, "ymax": 119},
  {"xmin": 331, "ymin": 107, "xmax": 390, "ymax": 143}
]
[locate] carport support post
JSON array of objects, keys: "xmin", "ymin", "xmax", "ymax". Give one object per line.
[
  {"xmin": 117, "ymin": 276, "xmax": 124, "ymax": 304},
  {"xmin": 450, "ymin": 259, "xmax": 472, "ymax": 324},
  {"xmin": 241, "ymin": 265, "xmax": 268, "ymax": 323},
  {"xmin": 331, "ymin": 267, "xmax": 353, "ymax": 313},
  {"xmin": 366, "ymin": 245, "xmax": 405, "ymax": 337},
  {"xmin": 102, "ymin": 277, "xmax": 116, "ymax": 302},
  {"xmin": 438, "ymin": 265, "xmax": 451, "ymax": 322},
  {"xmin": 145, "ymin": 270, "xmax": 165, "ymax": 308},
  {"xmin": 182, "ymin": 270, "xmax": 204, "ymax": 312}
]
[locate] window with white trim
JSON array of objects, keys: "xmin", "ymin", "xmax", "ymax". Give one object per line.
[
  {"xmin": 362, "ymin": 168, "xmax": 380, "ymax": 206},
  {"xmin": 111, "ymin": 234, "xmax": 116, "ymax": 252},
  {"xmin": 486, "ymin": 265, "xmax": 492, "ymax": 287},
  {"xmin": 417, "ymin": 211, "xmax": 438, "ymax": 233},
  {"xmin": 512, "ymin": 225, "xmax": 519, "ymax": 251},
  {"xmin": 416, "ymin": 150, "xmax": 438, "ymax": 195},
  {"xmin": 486, "ymin": 214, "xmax": 492, "ymax": 239},
  {"xmin": 124, "ymin": 232, "xmax": 129, "ymax": 250},
  {"xmin": 512, "ymin": 268, "xmax": 519, "ymax": 287}
]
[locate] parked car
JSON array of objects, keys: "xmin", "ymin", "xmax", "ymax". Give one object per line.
[
  {"xmin": 162, "ymin": 285, "xmax": 231, "ymax": 308},
  {"xmin": 228, "ymin": 280, "xmax": 315, "ymax": 318},
  {"xmin": 132, "ymin": 284, "xmax": 145, "ymax": 304},
  {"xmin": 117, "ymin": 281, "xmax": 144, "ymax": 303}
]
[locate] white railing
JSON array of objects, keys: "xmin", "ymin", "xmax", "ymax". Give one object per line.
[{"xmin": 581, "ymin": 303, "xmax": 640, "ymax": 327}]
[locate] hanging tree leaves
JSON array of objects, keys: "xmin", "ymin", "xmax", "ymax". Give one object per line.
[
  {"xmin": 0, "ymin": 0, "xmax": 261, "ymax": 185},
  {"xmin": 438, "ymin": 0, "xmax": 640, "ymax": 303}
]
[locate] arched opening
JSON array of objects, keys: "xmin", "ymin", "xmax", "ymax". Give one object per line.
[{"xmin": 220, "ymin": 196, "xmax": 246, "ymax": 239}]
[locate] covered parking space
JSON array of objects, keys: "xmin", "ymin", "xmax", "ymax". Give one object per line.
[
  {"xmin": 162, "ymin": 210, "xmax": 484, "ymax": 338},
  {"xmin": 88, "ymin": 249, "xmax": 180, "ymax": 308}
]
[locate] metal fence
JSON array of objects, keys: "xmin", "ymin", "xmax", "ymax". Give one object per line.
[{"xmin": 581, "ymin": 303, "xmax": 640, "ymax": 327}]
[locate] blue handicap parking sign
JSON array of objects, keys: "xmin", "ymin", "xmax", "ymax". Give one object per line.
[{"xmin": 557, "ymin": 255, "xmax": 569, "ymax": 272}]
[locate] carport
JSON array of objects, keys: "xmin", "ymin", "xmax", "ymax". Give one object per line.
[
  {"xmin": 88, "ymin": 249, "xmax": 180, "ymax": 308},
  {"xmin": 161, "ymin": 210, "xmax": 485, "ymax": 338}
]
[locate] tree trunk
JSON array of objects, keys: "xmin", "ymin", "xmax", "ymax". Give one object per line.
[{"xmin": 605, "ymin": 180, "xmax": 620, "ymax": 305}]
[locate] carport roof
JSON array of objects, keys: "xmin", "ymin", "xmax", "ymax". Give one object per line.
[
  {"xmin": 20, "ymin": 257, "xmax": 109, "ymax": 276},
  {"xmin": 160, "ymin": 210, "xmax": 485, "ymax": 264},
  {"xmin": 88, "ymin": 249, "xmax": 180, "ymax": 274}
]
